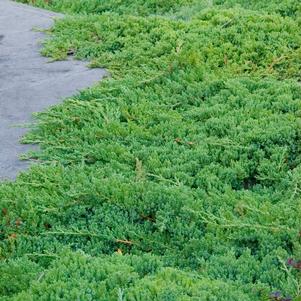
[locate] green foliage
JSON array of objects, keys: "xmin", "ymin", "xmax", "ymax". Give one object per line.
[
  {"xmin": 39, "ymin": 8, "xmax": 301, "ymax": 79},
  {"xmin": 18, "ymin": 0, "xmax": 197, "ymax": 16},
  {"xmin": 3, "ymin": 0, "xmax": 301, "ymax": 300},
  {"xmin": 0, "ymin": 257, "xmax": 42, "ymax": 298},
  {"xmin": 18, "ymin": 0, "xmax": 301, "ymax": 18},
  {"xmin": 215, "ymin": 0, "xmax": 301, "ymax": 18},
  {"xmin": 1, "ymin": 251, "xmax": 261, "ymax": 301}
]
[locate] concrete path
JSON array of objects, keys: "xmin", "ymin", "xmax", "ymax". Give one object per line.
[{"xmin": 0, "ymin": 0, "xmax": 106, "ymax": 180}]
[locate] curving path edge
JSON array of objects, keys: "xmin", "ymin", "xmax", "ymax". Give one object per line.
[{"xmin": 0, "ymin": 0, "xmax": 107, "ymax": 180}]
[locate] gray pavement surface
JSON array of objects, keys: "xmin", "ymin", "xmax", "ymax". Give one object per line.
[{"xmin": 0, "ymin": 0, "xmax": 106, "ymax": 180}]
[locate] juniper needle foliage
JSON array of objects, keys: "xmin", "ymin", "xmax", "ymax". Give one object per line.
[{"xmin": 2, "ymin": 0, "xmax": 301, "ymax": 300}]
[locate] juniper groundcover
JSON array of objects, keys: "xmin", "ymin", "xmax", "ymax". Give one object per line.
[{"xmin": 1, "ymin": 0, "xmax": 301, "ymax": 300}]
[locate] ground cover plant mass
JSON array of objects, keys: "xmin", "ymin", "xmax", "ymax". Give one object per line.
[{"xmin": 1, "ymin": 0, "xmax": 301, "ymax": 300}]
